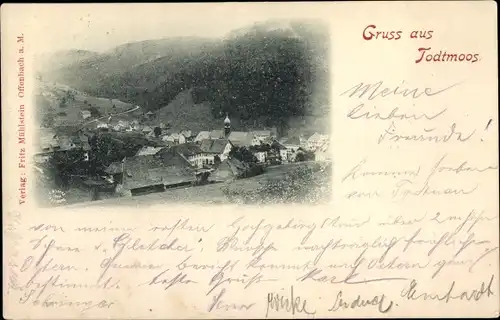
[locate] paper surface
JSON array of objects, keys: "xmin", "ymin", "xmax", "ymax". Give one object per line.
[{"xmin": 2, "ymin": 2, "xmax": 499, "ymax": 319}]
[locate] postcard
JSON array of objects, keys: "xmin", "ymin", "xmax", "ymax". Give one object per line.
[{"xmin": 2, "ymin": 2, "xmax": 498, "ymax": 319}]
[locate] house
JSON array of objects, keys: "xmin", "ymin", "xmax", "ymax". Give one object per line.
[
  {"xmin": 280, "ymin": 137, "xmax": 301, "ymax": 161},
  {"xmin": 307, "ymin": 133, "xmax": 329, "ymax": 151},
  {"xmin": 315, "ymin": 141, "xmax": 331, "ymax": 161},
  {"xmin": 193, "ymin": 139, "xmax": 233, "ymax": 168},
  {"xmin": 33, "ymin": 153, "xmax": 51, "ymax": 164},
  {"xmin": 105, "ymin": 161, "xmax": 125, "ymax": 176},
  {"xmin": 195, "ymin": 115, "xmax": 253, "ymax": 148},
  {"xmin": 117, "ymin": 120, "xmax": 129, "ymax": 128},
  {"xmin": 251, "ymin": 130, "xmax": 273, "ymax": 145},
  {"xmin": 37, "ymin": 128, "xmax": 59, "ymax": 152},
  {"xmin": 261, "ymin": 136, "xmax": 275, "ymax": 146},
  {"xmin": 162, "ymin": 135, "xmax": 175, "ymax": 143},
  {"xmin": 96, "ymin": 122, "xmax": 109, "ymax": 129},
  {"xmin": 172, "ymin": 133, "xmax": 186, "ymax": 145},
  {"xmin": 180, "ymin": 130, "xmax": 192, "ymax": 139},
  {"xmin": 249, "ymin": 144, "xmax": 271, "ymax": 163},
  {"xmin": 268, "ymin": 140, "xmax": 287, "ymax": 163},
  {"xmin": 171, "ymin": 143, "xmax": 203, "ymax": 165},
  {"xmin": 300, "ymin": 134, "xmax": 310, "ymax": 148},
  {"xmin": 142, "ymin": 126, "xmax": 153, "ymax": 134},
  {"xmin": 254, "ymin": 151, "xmax": 266, "ymax": 163},
  {"xmin": 56, "ymin": 135, "xmax": 77, "ymax": 151},
  {"xmin": 194, "ymin": 131, "xmax": 211, "ymax": 142},
  {"xmin": 81, "ymin": 110, "xmax": 91, "ymax": 119},
  {"xmin": 135, "ymin": 146, "xmax": 165, "ymax": 156},
  {"xmin": 162, "ymin": 133, "xmax": 185, "ymax": 145},
  {"xmin": 145, "ymin": 111, "xmax": 155, "ymax": 119},
  {"xmin": 75, "ymin": 133, "xmax": 91, "ymax": 151},
  {"xmin": 279, "ymin": 149, "xmax": 288, "ymax": 162},
  {"xmin": 105, "ymin": 148, "xmax": 196, "ymax": 196},
  {"xmin": 209, "ymin": 157, "xmax": 248, "ymax": 182}
]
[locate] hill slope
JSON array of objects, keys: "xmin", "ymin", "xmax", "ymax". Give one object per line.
[
  {"xmin": 39, "ymin": 20, "xmax": 330, "ymax": 136},
  {"xmin": 35, "ymin": 80, "xmax": 137, "ymax": 131},
  {"xmin": 35, "ymin": 49, "xmax": 103, "ymax": 74}
]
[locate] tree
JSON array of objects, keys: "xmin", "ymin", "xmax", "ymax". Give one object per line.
[
  {"xmin": 214, "ymin": 155, "xmax": 221, "ymax": 165},
  {"xmin": 295, "ymin": 149, "xmax": 315, "ymax": 162},
  {"xmin": 229, "ymin": 146, "xmax": 257, "ymax": 163},
  {"xmin": 250, "ymin": 143, "xmax": 271, "ymax": 153},
  {"xmin": 153, "ymin": 126, "xmax": 162, "ymax": 137},
  {"xmin": 89, "ymin": 106, "xmax": 101, "ymax": 118}
]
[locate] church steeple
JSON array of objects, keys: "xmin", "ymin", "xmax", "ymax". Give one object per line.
[{"xmin": 224, "ymin": 113, "xmax": 231, "ymax": 137}]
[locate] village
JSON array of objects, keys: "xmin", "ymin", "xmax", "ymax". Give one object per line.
[{"xmin": 33, "ymin": 88, "xmax": 331, "ymax": 206}]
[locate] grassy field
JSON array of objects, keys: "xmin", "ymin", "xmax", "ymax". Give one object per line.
[
  {"xmin": 64, "ymin": 161, "xmax": 332, "ymax": 208},
  {"xmin": 35, "ymin": 81, "xmax": 137, "ymax": 130}
]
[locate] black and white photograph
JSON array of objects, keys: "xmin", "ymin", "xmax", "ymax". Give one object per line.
[
  {"xmin": 4, "ymin": 3, "xmax": 498, "ymax": 320},
  {"xmin": 33, "ymin": 18, "xmax": 332, "ymax": 207}
]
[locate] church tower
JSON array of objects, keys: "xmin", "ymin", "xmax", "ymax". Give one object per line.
[{"xmin": 224, "ymin": 113, "xmax": 231, "ymax": 137}]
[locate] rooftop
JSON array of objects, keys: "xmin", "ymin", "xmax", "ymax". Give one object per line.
[
  {"xmin": 200, "ymin": 139, "xmax": 229, "ymax": 154},
  {"xmin": 106, "ymin": 148, "xmax": 196, "ymax": 190},
  {"xmin": 227, "ymin": 131, "xmax": 253, "ymax": 147}
]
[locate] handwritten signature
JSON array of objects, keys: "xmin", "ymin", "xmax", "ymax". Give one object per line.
[
  {"xmin": 400, "ymin": 275, "xmax": 495, "ymax": 302},
  {"xmin": 266, "ymin": 286, "xmax": 316, "ymax": 317},
  {"xmin": 328, "ymin": 290, "xmax": 394, "ymax": 313}
]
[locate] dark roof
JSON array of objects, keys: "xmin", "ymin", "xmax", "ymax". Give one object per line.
[
  {"xmin": 210, "ymin": 157, "xmax": 248, "ymax": 181},
  {"xmin": 271, "ymin": 140, "xmax": 287, "ymax": 150},
  {"xmin": 118, "ymin": 149, "xmax": 196, "ymax": 190},
  {"xmin": 200, "ymin": 139, "xmax": 229, "ymax": 154},
  {"xmin": 228, "ymin": 131, "xmax": 253, "ymax": 147},
  {"xmin": 160, "ymin": 140, "xmax": 176, "ymax": 148},
  {"xmin": 170, "ymin": 143, "xmax": 202, "ymax": 157}
]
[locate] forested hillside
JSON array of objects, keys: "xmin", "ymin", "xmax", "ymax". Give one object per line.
[{"xmin": 39, "ymin": 20, "xmax": 330, "ymax": 136}]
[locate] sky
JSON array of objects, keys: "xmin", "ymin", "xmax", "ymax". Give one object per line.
[{"xmin": 14, "ymin": 3, "xmax": 322, "ymax": 54}]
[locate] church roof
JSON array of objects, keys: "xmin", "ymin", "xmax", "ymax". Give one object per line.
[
  {"xmin": 171, "ymin": 143, "xmax": 202, "ymax": 157},
  {"xmin": 200, "ymin": 139, "xmax": 229, "ymax": 154},
  {"xmin": 228, "ymin": 131, "xmax": 253, "ymax": 147},
  {"xmin": 209, "ymin": 130, "xmax": 225, "ymax": 139}
]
